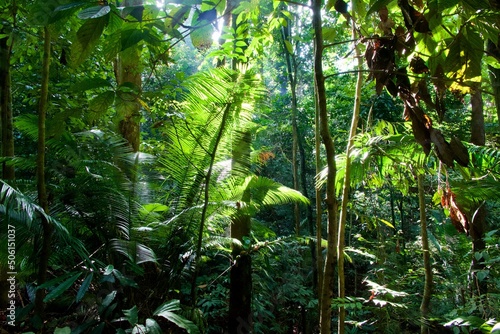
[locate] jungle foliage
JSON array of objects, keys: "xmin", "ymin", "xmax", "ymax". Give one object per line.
[{"xmin": 1, "ymin": 0, "xmax": 500, "ymax": 333}]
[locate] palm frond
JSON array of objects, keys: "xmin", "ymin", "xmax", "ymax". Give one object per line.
[{"xmin": 0, "ymin": 181, "xmax": 91, "ymax": 271}]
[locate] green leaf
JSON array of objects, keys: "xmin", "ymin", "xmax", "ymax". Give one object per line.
[
  {"xmin": 377, "ymin": 218, "xmax": 395, "ymax": 229},
  {"xmin": 76, "ymin": 272, "xmax": 93, "ymax": 303},
  {"xmin": 284, "ymin": 40, "xmax": 293, "ymax": 54},
  {"xmin": 43, "ymin": 272, "xmax": 82, "ymax": 302},
  {"xmin": 154, "ymin": 300, "xmax": 200, "ymax": 334},
  {"xmin": 73, "ymin": 78, "xmax": 113, "ymax": 92},
  {"xmin": 123, "ymin": 305, "xmax": 139, "ymax": 325},
  {"xmin": 53, "ymin": 327, "xmax": 71, "ymax": 334},
  {"xmin": 165, "ymin": 5, "xmax": 191, "ymax": 32},
  {"xmin": 476, "ymin": 270, "xmax": 489, "ymax": 281},
  {"xmin": 55, "ymin": 1, "xmax": 88, "ymax": 12},
  {"xmin": 145, "ymin": 319, "xmax": 162, "ymax": 334},
  {"xmin": 485, "ymin": 56, "xmax": 500, "ymax": 69},
  {"xmin": 90, "ymin": 91, "xmax": 116, "ymax": 112},
  {"xmin": 366, "ymin": 0, "xmax": 392, "ymax": 17},
  {"xmin": 141, "ymin": 203, "xmax": 169, "ymax": 213},
  {"xmin": 121, "ymin": 29, "xmax": 145, "ymax": 51},
  {"xmin": 323, "ymin": 27, "xmax": 337, "ymax": 42},
  {"xmin": 103, "ymin": 264, "xmax": 114, "ymax": 275},
  {"xmin": 99, "ymin": 290, "xmax": 117, "ymax": 312},
  {"xmin": 191, "ymin": 24, "xmax": 214, "ymax": 50},
  {"xmin": 437, "ymin": 0, "xmax": 459, "ymax": 10},
  {"xmin": 77, "ymin": 5, "xmax": 111, "ymax": 19},
  {"xmin": 70, "ymin": 17, "xmax": 107, "ymax": 67}
]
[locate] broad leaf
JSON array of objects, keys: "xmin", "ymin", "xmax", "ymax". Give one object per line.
[
  {"xmin": 89, "ymin": 91, "xmax": 116, "ymax": 112},
  {"xmin": 145, "ymin": 319, "xmax": 162, "ymax": 334},
  {"xmin": 76, "ymin": 272, "xmax": 93, "ymax": 303},
  {"xmin": 43, "ymin": 272, "xmax": 82, "ymax": 302},
  {"xmin": 71, "ymin": 17, "xmax": 107, "ymax": 67},
  {"xmin": 121, "ymin": 29, "xmax": 145, "ymax": 51},
  {"xmin": 154, "ymin": 300, "xmax": 200, "ymax": 334},
  {"xmin": 72, "ymin": 78, "xmax": 113, "ymax": 92},
  {"xmin": 123, "ymin": 306, "xmax": 139, "ymax": 325},
  {"xmin": 77, "ymin": 5, "xmax": 111, "ymax": 20}
]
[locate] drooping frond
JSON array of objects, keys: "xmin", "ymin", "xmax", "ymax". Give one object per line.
[
  {"xmin": 0, "ymin": 181, "xmax": 90, "ymax": 270},
  {"xmin": 214, "ymin": 175, "xmax": 309, "ymax": 217},
  {"xmin": 317, "ymin": 121, "xmax": 425, "ymax": 194},
  {"xmin": 158, "ymin": 67, "xmax": 264, "ymax": 215}
]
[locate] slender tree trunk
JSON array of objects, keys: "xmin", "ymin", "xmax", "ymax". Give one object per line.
[
  {"xmin": 35, "ymin": 26, "xmax": 52, "ymax": 316},
  {"xmin": 114, "ymin": 0, "xmax": 143, "ymax": 152},
  {"xmin": 469, "ymin": 84, "xmax": 487, "ymax": 295},
  {"xmin": 281, "ymin": 21, "xmax": 301, "ymax": 236},
  {"xmin": 312, "ymin": 1, "xmax": 338, "ymax": 332},
  {"xmin": 486, "ymin": 38, "xmax": 500, "ymax": 128},
  {"xmin": 315, "ymin": 96, "xmax": 323, "ymax": 309},
  {"xmin": 229, "ymin": 131, "xmax": 253, "ymax": 333},
  {"xmin": 0, "ymin": 25, "xmax": 15, "ymax": 181},
  {"xmin": 337, "ymin": 29, "xmax": 363, "ymax": 334},
  {"xmin": 190, "ymin": 103, "xmax": 231, "ymax": 313},
  {"xmin": 417, "ymin": 173, "xmax": 432, "ymax": 334}
]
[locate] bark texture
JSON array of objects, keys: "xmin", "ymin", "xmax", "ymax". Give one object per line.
[
  {"xmin": 0, "ymin": 28, "xmax": 14, "ymax": 180},
  {"xmin": 418, "ymin": 173, "xmax": 432, "ymax": 334},
  {"xmin": 35, "ymin": 26, "xmax": 52, "ymax": 316},
  {"xmin": 312, "ymin": 1, "xmax": 338, "ymax": 332},
  {"xmin": 337, "ymin": 28, "xmax": 363, "ymax": 333}
]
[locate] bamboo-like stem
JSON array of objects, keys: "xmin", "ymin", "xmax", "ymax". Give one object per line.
[
  {"xmin": 337, "ymin": 26, "xmax": 363, "ymax": 334},
  {"xmin": 35, "ymin": 26, "xmax": 51, "ymax": 316},
  {"xmin": 418, "ymin": 173, "xmax": 432, "ymax": 334}
]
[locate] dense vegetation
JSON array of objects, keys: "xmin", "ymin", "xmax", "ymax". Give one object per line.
[{"xmin": 1, "ymin": 0, "xmax": 500, "ymax": 333}]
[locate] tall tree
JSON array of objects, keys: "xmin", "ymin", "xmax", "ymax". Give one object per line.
[
  {"xmin": 0, "ymin": 2, "xmax": 15, "ymax": 181},
  {"xmin": 312, "ymin": 0, "xmax": 338, "ymax": 332},
  {"xmin": 280, "ymin": 12, "xmax": 301, "ymax": 236},
  {"xmin": 35, "ymin": 25, "xmax": 52, "ymax": 316},
  {"xmin": 114, "ymin": 0, "xmax": 143, "ymax": 152},
  {"xmin": 337, "ymin": 25, "xmax": 363, "ymax": 333},
  {"xmin": 469, "ymin": 84, "xmax": 487, "ymax": 296},
  {"xmin": 418, "ymin": 172, "xmax": 432, "ymax": 334}
]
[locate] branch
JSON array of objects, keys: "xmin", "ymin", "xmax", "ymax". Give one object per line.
[
  {"xmin": 279, "ymin": 0, "xmax": 312, "ymax": 8},
  {"xmin": 323, "ymin": 38, "xmax": 358, "ymax": 49}
]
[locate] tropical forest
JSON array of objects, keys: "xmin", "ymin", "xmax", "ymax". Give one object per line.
[{"xmin": 1, "ymin": 0, "xmax": 500, "ymax": 333}]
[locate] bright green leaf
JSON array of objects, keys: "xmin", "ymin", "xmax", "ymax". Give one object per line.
[
  {"xmin": 284, "ymin": 40, "xmax": 293, "ymax": 54},
  {"xmin": 77, "ymin": 5, "xmax": 111, "ymax": 20},
  {"xmin": 377, "ymin": 218, "xmax": 395, "ymax": 228},
  {"xmin": 70, "ymin": 17, "xmax": 107, "ymax": 67}
]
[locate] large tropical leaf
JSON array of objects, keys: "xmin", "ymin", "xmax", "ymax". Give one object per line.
[{"xmin": 153, "ymin": 300, "xmax": 200, "ymax": 334}]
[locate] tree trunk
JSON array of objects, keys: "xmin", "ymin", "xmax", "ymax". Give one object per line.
[
  {"xmin": 281, "ymin": 20, "xmax": 301, "ymax": 236},
  {"xmin": 114, "ymin": 0, "xmax": 143, "ymax": 152},
  {"xmin": 312, "ymin": 1, "xmax": 338, "ymax": 332},
  {"xmin": 0, "ymin": 26, "xmax": 15, "ymax": 181},
  {"xmin": 417, "ymin": 173, "xmax": 432, "ymax": 334},
  {"xmin": 315, "ymin": 93, "xmax": 323, "ymax": 311},
  {"xmin": 337, "ymin": 28, "xmax": 363, "ymax": 334},
  {"xmin": 35, "ymin": 26, "xmax": 52, "ymax": 316},
  {"xmin": 190, "ymin": 103, "xmax": 231, "ymax": 313},
  {"xmin": 487, "ymin": 38, "xmax": 500, "ymax": 128},
  {"xmin": 229, "ymin": 131, "xmax": 253, "ymax": 333},
  {"xmin": 469, "ymin": 84, "xmax": 487, "ymax": 295}
]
